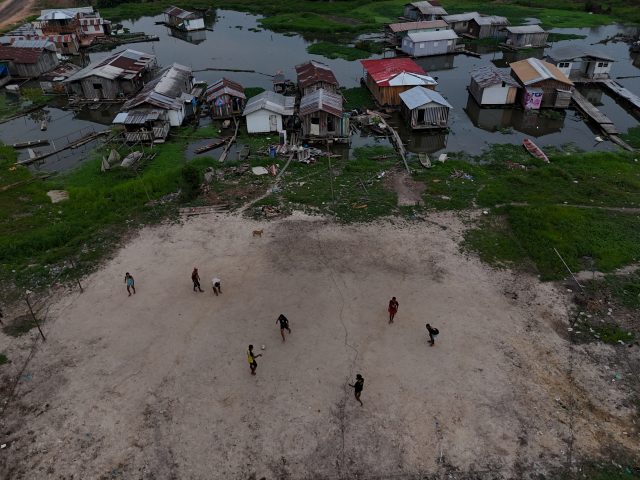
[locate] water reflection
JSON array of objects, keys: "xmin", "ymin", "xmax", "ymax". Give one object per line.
[
  {"xmin": 415, "ymin": 54, "xmax": 456, "ymax": 73},
  {"xmin": 464, "ymin": 95, "xmax": 565, "ymax": 137},
  {"xmin": 493, "ymin": 48, "xmax": 544, "ymax": 68},
  {"xmin": 167, "ymin": 27, "xmax": 207, "ymax": 45}
]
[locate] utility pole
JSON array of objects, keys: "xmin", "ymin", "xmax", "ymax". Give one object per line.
[{"xmin": 25, "ymin": 291, "xmax": 46, "ymax": 342}]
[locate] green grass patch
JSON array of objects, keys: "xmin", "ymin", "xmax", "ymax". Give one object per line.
[
  {"xmin": 588, "ymin": 323, "xmax": 635, "ymax": 344},
  {"xmin": 622, "ymin": 126, "xmax": 640, "ymax": 149},
  {"xmin": 464, "ymin": 205, "xmax": 640, "ymax": 279},
  {"xmin": 307, "ymin": 42, "xmax": 372, "ymax": 61},
  {"xmin": 0, "ymin": 353, "xmax": 8, "ymax": 365},
  {"xmin": 591, "ymin": 270, "xmax": 640, "ymax": 309},
  {"xmin": 0, "ymin": 90, "xmax": 50, "ymax": 122},
  {"xmin": 342, "ymin": 87, "xmax": 375, "ymax": 111},
  {"xmin": 244, "ymin": 87, "xmax": 265, "ymax": 99},
  {"xmin": 547, "ymin": 32, "xmax": 588, "ymax": 42}
]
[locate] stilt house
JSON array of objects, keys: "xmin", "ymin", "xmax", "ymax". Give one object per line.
[
  {"xmin": 399, "ymin": 86, "xmax": 452, "ymax": 130},
  {"xmin": 361, "ymin": 58, "xmax": 438, "ymax": 107},
  {"xmin": 205, "ymin": 78, "xmax": 246, "ymax": 118},
  {"xmin": 299, "ymin": 89, "xmax": 349, "ymax": 140}
]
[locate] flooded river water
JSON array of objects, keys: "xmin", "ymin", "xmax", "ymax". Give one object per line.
[{"xmin": 1, "ymin": 10, "xmax": 639, "ymax": 170}]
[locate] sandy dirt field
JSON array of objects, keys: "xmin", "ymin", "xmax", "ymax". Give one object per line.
[
  {"xmin": 0, "ymin": 212, "xmax": 638, "ymax": 479},
  {"xmin": 0, "ymin": 0, "xmax": 35, "ymax": 29}
]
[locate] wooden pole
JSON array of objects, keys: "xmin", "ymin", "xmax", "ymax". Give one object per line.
[
  {"xmin": 70, "ymin": 259, "xmax": 84, "ymax": 293},
  {"xmin": 553, "ymin": 248, "xmax": 584, "ymax": 292},
  {"xmin": 25, "ymin": 295, "xmax": 46, "ymax": 342}
]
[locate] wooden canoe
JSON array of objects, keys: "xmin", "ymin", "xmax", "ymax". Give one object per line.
[
  {"xmin": 418, "ymin": 152, "xmax": 431, "ymax": 168},
  {"xmin": 194, "ymin": 138, "xmax": 227, "ymax": 154},
  {"xmin": 523, "ymin": 138, "xmax": 549, "ymax": 163}
]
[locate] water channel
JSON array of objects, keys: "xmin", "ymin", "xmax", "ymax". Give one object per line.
[{"xmin": 1, "ymin": 10, "xmax": 639, "ymax": 171}]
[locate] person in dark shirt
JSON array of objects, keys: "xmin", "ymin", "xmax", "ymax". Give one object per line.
[
  {"xmin": 349, "ymin": 374, "xmax": 364, "ymax": 406},
  {"xmin": 388, "ymin": 297, "xmax": 399, "ymax": 323},
  {"xmin": 191, "ymin": 267, "xmax": 204, "ymax": 292},
  {"xmin": 426, "ymin": 323, "xmax": 439, "ymax": 346},
  {"xmin": 276, "ymin": 314, "xmax": 291, "ymax": 342}
]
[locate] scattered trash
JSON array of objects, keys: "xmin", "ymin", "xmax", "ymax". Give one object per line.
[
  {"xmin": 438, "ymin": 153, "xmax": 448, "ymax": 163},
  {"xmin": 120, "ymin": 151, "xmax": 143, "ymax": 168},
  {"xmin": 352, "ymin": 203, "xmax": 368, "ymax": 209},
  {"xmin": 506, "ymin": 161, "xmax": 526, "ymax": 170},
  {"xmin": 376, "ymin": 171, "xmax": 386, "ymax": 179},
  {"xmin": 595, "ymin": 136, "xmax": 604, "ymax": 142},
  {"xmin": 46, "ymin": 190, "xmax": 69, "ymax": 203},
  {"xmin": 251, "ymin": 166, "xmax": 269, "ymax": 176},
  {"xmin": 268, "ymin": 164, "xmax": 278, "ymax": 176},
  {"xmin": 451, "ymin": 169, "xmax": 473, "ymax": 181}
]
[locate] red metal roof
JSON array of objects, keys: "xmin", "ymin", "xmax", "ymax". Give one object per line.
[
  {"xmin": 360, "ymin": 58, "xmax": 427, "ymax": 86},
  {"xmin": 295, "ymin": 60, "xmax": 338, "ymax": 89}
]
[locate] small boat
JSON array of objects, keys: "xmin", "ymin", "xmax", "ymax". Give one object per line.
[
  {"xmin": 194, "ymin": 138, "xmax": 227, "ymax": 154},
  {"xmin": 418, "ymin": 152, "xmax": 431, "ymax": 168},
  {"xmin": 523, "ymin": 138, "xmax": 549, "ymax": 163}
]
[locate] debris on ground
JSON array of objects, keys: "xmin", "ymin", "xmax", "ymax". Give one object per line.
[
  {"xmin": 146, "ymin": 191, "xmax": 180, "ymax": 206},
  {"xmin": 506, "ymin": 161, "xmax": 527, "ymax": 170},
  {"xmin": 46, "ymin": 190, "xmax": 69, "ymax": 203},
  {"xmin": 252, "ymin": 166, "xmax": 269, "ymax": 176},
  {"xmin": 451, "ymin": 169, "xmax": 473, "ymax": 181}
]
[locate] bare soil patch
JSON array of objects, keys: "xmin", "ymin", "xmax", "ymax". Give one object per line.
[{"xmin": 0, "ymin": 212, "xmax": 637, "ymax": 479}]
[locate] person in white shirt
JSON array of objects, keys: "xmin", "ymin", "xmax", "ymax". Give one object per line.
[{"xmin": 211, "ymin": 277, "xmax": 222, "ymax": 296}]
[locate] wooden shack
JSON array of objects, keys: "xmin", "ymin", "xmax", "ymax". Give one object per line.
[
  {"xmin": 399, "ymin": 86, "xmax": 452, "ymax": 130},
  {"xmin": 468, "ymin": 15, "xmax": 509, "ymax": 39},
  {"xmin": 504, "ymin": 25, "xmax": 548, "ymax": 49},
  {"xmin": 400, "ymin": 29, "xmax": 458, "ymax": 57},
  {"xmin": 0, "ymin": 40, "xmax": 59, "ymax": 78},
  {"xmin": 442, "ymin": 12, "xmax": 479, "ymax": 34},
  {"xmin": 299, "ymin": 88, "xmax": 349, "ymax": 140},
  {"xmin": 403, "ymin": 2, "xmax": 448, "ymax": 21},
  {"xmin": 163, "ymin": 6, "xmax": 205, "ymax": 31},
  {"xmin": 64, "ymin": 49, "xmax": 157, "ymax": 99},
  {"xmin": 35, "ymin": 7, "xmax": 110, "ymax": 47},
  {"xmin": 295, "ymin": 60, "xmax": 339, "ymax": 95},
  {"xmin": 4, "ymin": 23, "xmax": 81, "ymax": 55},
  {"xmin": 205, "ymin": 78, "xmax": 246, "ymax": 118},
  {"xmin": 361, "ymin": 58, "xmax": 437, "ymax": 108},
  {"xmin": 510, "ymin": 57, "xmax": 574, "ymax": 109},
  {"xmin": 545, "ymin": 46, "xmax": 614, "ymax": 81},
  {"xmin": 468, "ymin": 65, "xmax": 520, "ymax": 106}
]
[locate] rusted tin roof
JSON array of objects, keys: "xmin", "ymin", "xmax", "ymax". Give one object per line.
[
  {"xmin": 65, "ymin": 49, "xmax": 156, "ymax": 82},
  {"xmin": 0, "ymin": 41, "xmax": 55, "ymax": 64},
  {"xmin": 164, "ymin": 6, "xmax": 201, "ymax": 20},
  {"xmin": 470, "ymin": 65, "xmax": 519, "ymax": 88},
  {"xmin": 295, "ymin": 60, "xmax": 338, "ymax": 89},
  {"xmin": 205, "ymin": 78, "xmax": 245, "ymax": 102}
]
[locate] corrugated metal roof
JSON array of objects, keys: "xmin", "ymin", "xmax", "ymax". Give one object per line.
[
  {"xmin": 37, "ymin": 7, "xmax": 95, "ymax": 21},
  {"xmin": 42, "ymin": 62, "xmax": 82, "ymax": 80},
  {"xmin": 164, "ymin": 6, "xmax": 200, "ymax": 20},
  {"xmin": 295, "ymin": 60, "xmax": 338, "ymax": 89},
  {"xmin": 4, "ymin": 24, "xmax": 38, "ymax": 36},
  {"xmin": 406, "ymin": 29, "xmax": 458, "ymax": 42},
  {"xmin": 205, "ymin": 78, "xmax": 246, "ymax": 102},
  {"xmin": 505, "ymin": 25, "xmax": 545, "ymax": 34},
  {"xmin": 407, "ymin": 1, "xmax": 447, "ymax": 15},
  {"xmin": 65, "ymin": 49, "xmax": 156, "ymax": 83},
  {"xmin": 472, "ymin": 15, "xmax": 509, "ymax": 26},
  {"xmin": 546, "ymin": 45, "xmax": 615, "ymax": 62},
  {"xmin": 470, "ymin": 65, "xmax": 519, "ymax": 88},
  {"xmin": 361, "ymin": 58, "xmax": 432, "ymax": 86},
  {"xmin": 243, "ymin": 91, "xmax": 295, "ymax": 116},
  {"xmin": 510, "ymin": 58, "xmax": 573, "ymax": 86},
  {"xmin": 443, "ymin": 12, "xmax": 479, "ymax": 23},
  {"xmin": 10, "ymin": 39, "xmax": 56, "ymax": 50},
  {"xmin": 389, "ymin": 20, "xmax": 448, "ymax": 33},
  {"xmin": 399, "ymin": 86, "xmax": 452, "ymax": 109},
  {"xmin": 122, "ymin": 63, "xmax": 193, "ymax": 111},
  {"xmin": 299, "ymin": 88, "xmax": 343, "ymax": 117}
]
